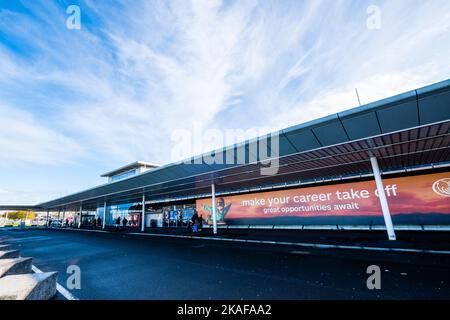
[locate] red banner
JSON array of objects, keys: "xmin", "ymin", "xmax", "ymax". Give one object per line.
[{"xmin": 196, "ymin": 172, "xmax": 450, "ymax": 225}]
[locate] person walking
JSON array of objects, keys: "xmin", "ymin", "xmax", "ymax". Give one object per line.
[
  {"xmin": 116, "ymin": 216, "xmax": 121, "ymax": 231},
  {"xmin": 198, "ymin": 214, "xmax": 203, "ymax": 231},
  {"xmin": 186, "ymin": 218, "xmax": 191, "ymax": 231},
  {"xmin": 177, "ymin": 210, "xmax": 182, "ymax": 228},
  {"xmin": 191, "ymin": 210, "xmax": 199, "ymax": 232}
]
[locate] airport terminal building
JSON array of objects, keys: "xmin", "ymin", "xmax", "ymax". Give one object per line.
[{"xmin": 7, "ymin": 79, "xmax": 450, "ymax": 239}]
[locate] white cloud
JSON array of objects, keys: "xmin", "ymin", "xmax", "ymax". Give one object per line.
[
  {"xmin": 1, "ymin": 0, "xmax": 447, "ymax": 166},
  {"xmin": 0, "ymin": 104, "xmax": 84, "ymax": 166},
  {"xmin": 0, "ymin": 187, "xmax": 46, "ymax": 205},
  {"xmin": 59, "ymin": 0, "xmax": 265, "ymax": 163},
  {"xmin": 261, "ymin": 0, "xmax": 450, "ymax": 132}
]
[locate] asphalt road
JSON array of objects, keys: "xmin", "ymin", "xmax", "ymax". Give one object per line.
[{"xmin": 1, "ymin": 228, "xmax": 450, "ymax": 300}]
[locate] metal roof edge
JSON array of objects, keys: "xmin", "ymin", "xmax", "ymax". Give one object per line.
[
  {"xmin": 35, "ymin": 79, "xmax": 450, "ymax": 208},
  {"xmin": 280, "ymin": 78, "xmax": 450, "ymax": 134},
  {"xmin": 416, "ymin": 78, "xmax": 450, "ymax": 97}
]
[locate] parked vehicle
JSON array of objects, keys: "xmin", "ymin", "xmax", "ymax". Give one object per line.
[
  {"xmin": 50, "ymin": 220, "xmax": 63, "ymax": 228},
  {"xmin": 31, "ymin": 217, "xmax": 47, "ymax": 226}
]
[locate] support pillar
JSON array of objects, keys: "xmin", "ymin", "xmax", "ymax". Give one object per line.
[
  {"xmin": 78, "ymin": 205, "xmax": 82, "ymax": 229},
  {"xmin": 102, "ymin": 201, "xmax": 106, "ymax": 230},
  {"xmin": 61, "ymin": 209, "xmax": 65, "ymax": 224},
  {"xmin": 46, "ymin": 210, "xmax": 49, "ymax": 227},
  {"xmin": 141, "ymin": 194, "xmax": 145, "ymax": 232},
  {"xmin": 211, "ymin": 183, "xmax": 217, "ymax": 235},
  {"xmin": 370, "ymin": 156, "xmax": 396, "ymax": 241}
]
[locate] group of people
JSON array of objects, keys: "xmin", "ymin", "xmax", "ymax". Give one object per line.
[
  {"xmin": 49, "ymin": 210, "xmax": 205, "ymax": 232},
  {"xmin": 90, "ymin": 217, "xmax": 102, "ymax": 228},
  {"xmin": 115, "ymin": 216, "xmax": 128, "ymax": 230},
  {"xmin": 78, "ymin": 217, "xmax": 103, "ymax": 228},
  {"xmin": 188, "ymin": 209, "xmax": 203, "ymax": 232}
]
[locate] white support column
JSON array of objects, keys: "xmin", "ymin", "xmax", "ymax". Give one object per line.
[
  {"xmin": 370, "ymin": 156, "xmax": 396, "ymax": 241},
  {"xmin": 173, "ymin": 205, "xmax": 176, "ymax": 228},
  {"xmin": 78, "ymin": 205, "xmax": 82, "ymax": 229},
  {"xmin": 102, "ymin": 201, "xmax": 107, "ymax": 230},
  {"xmin": 211, "ymin": 183, "xmax": 217, "ymax": 235},
  {"xmin": 141, "ymin": 194, "xmax": 145, "ymax": 232}
]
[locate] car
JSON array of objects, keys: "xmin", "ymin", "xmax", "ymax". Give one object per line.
[
  {"xmin": 31, "ymin": 217, "xmax": 47, "ymax": 226},
  {"xmin": 50, "ymin": 220, "xmax": 63, "ymax": 228}
]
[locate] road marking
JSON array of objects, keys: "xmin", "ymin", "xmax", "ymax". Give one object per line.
[
  {"xmin": 57, "ymin": 228, "xmax": 450, "ymax": 256},
  {"xmin": 31, "ymin": 265, "xmax": 79, "ymax": 300},
  {"xmin": 290, "ymin": 250, "xmax": 311, "ymax": 255},
  {"xmin": 72, "ymin": 228, "xmax": 107, "ymax": 233},
  {"xmin": 6, "ymin": 236, "xmax": 52, "ymax": 242},
  {"xmin": 127, "ymin": 233, "xmax": 450, "ymax": 255}
]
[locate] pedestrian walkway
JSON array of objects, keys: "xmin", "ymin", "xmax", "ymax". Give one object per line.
[{"xmin": 49, "ymin": 225, "xmax": 450, "ymax": 255}]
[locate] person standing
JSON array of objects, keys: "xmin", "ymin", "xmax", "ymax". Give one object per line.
[
  {"xmin": 177, "ymin": 210, "xmax": 182, "ymax": 228},
  {"xmin": 191, "ymin": 209, "xmax": 199, "ymax": 232},
  {"xmin": 116, "ymin": 216, "xmax": 121, "ymax": 231},
  {"xmin": 198, "ymin": 214, "xmax": 203, "ymax": 231}
]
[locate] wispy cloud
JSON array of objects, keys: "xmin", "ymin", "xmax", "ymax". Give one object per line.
[{"xmin": 0, "ymin": 103, "xmax": 83, "ymax": 166}]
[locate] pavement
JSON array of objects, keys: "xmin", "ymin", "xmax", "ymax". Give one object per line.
[
  {"xmin": 1, "ymin": 227, "xmax": 450, "ymax": 300},
  {"xmin": 138, "ymin": 226, "xmax": 450, "ymax": 251}
]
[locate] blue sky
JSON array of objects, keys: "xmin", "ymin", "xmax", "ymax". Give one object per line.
[{"xmin": 0, "ymin": 0, "xmax": 449, "ymax": 204}]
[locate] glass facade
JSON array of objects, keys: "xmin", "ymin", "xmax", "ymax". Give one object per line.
[
  {"xmin": 104, "ymin": 202, "xmax": 141, "ymax": 228},
  {"xmin": 81, "ymin": 210, "xmax": 96, "ymax": 226},
  {"xmin": 162, "ymin": 203, "xmax": 195, "ymax": 227},
  {"xmin": 76, "ymin": 201, "xmax": 198, "ymax": 229},
  {"xmin": 110, "ymin": 169, "xmax": 137, "ymax": 182}
]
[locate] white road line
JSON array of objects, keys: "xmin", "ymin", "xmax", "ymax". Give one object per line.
[
  {"xmin": 6, "ymin": 236, "xmax": 52, "ymax": 242},
  {"xmin": 31, "ymin": 265, "xmax": 79, "ymax": 300},
  {"xmin": 290, "ymin": 250, "xmax": 311, "ymax": 255},
  {"xmin": 72, "ymin": 228, "xmax": 107, "ymax": 233},
  {"xmin": 58, "ymin": 228, "xmax": 450, "ymax": 256},
  {"xmin": 127, "ymin": 232, "xmax": 450, "ymax": 255}
]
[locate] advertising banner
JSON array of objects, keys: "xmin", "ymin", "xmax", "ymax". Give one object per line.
[{"xmin": 196, "ymin": 172, "xmax": 450, "ymax": 225}]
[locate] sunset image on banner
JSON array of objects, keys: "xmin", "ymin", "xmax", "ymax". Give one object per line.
[{"xmin": 196, "ymin": 172, "xmax": 450, "ymax": 226}]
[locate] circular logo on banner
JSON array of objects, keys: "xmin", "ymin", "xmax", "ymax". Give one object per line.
[{"xmin": 432, "ymin": 178, "xmax": 450, "ymax": 197}]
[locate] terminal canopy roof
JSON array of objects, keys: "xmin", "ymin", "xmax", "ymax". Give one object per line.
[{"xmin": 38, "ymin": 79, "xmax": 450, "ymax": 211}]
